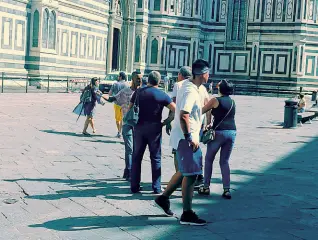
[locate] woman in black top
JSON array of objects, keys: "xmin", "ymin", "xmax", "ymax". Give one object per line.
[{"xmin": 199, "ymin": 80, "xmax": 236, "ymax": 199}]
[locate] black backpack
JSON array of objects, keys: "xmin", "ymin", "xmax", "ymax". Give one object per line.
[{"xmin": 80, "ymin": 87, "xmax": 92, "ymax": 103}]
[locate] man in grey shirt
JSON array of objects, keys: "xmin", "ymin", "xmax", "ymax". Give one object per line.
[{"xmin": 109, "ymin": 72, "xmax": 129, "ymax": 138}]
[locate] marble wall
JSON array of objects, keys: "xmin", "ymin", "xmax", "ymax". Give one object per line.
[{"xmin": 0, "ymin": 0, "xmax": 317, "ymax": 89}]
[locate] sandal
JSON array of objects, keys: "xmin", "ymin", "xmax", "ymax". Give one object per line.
[
  {"xmin": 222, "ymin": 189, "xmax": 232, "ymax": 199},
  {"xmin": 198, "ymin": 186, "xmax": 210, "ymax": 195}
]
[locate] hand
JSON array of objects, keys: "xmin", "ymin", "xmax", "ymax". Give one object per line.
[
  {"xmin": 165, "ymin": 122, "xmax": 172, "ymax": 135},
  {"xmin": 205, "ymin": 123, "xmax": 213, "ymax": 130},
  {"xmin": 189, "ymin": 140, "xmax": 199, "ymax": 152}
]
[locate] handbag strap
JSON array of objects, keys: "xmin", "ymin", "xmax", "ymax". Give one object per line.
[{"xmin": 214, "ymin": 99, "xmax": 234, "ymax": 131}]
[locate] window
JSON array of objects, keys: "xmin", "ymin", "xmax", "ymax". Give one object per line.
[
  {"xmin": 154, "ymin": 0, "xmax": 161, "ymax": 11},
  {"xmin": 208, "ymin": 44, "xmax": 212, "ymax": 64},
  {"xmin": 145, "ymin": 37, "xmax": 149, "ymax": 63},
  {"xmin": 42, "ymin": 9, "xmax": 56, "ymax": 49},
  {"xmin": 151, "ymin": 38, "xmax": 159, "ymax": 64},
  {"xmin": 32, "ymin": 10, "xmax": 39, "ymax": 47},
  {"xmin": 48, "ymin": 11, "xmax": 56, "ymax": 49},
  {"xmin": 42, "ymin": 9, "xmax": 49, "ymax": 48},
  {"xmin": 226, "ymin": 0, "xmax": 248, "ymax": 48},
  {"xmin": 164, "ymin": 0, "xmax": 168, "ymax": 11},
  {"xmin": 192, "ymin": 41, "xmax": 196, "ymax": 62},
  {"xmin": 195, "ymin": 0, "xmax": 199, "ymax": 15},
  {"xmin": 135, "ymin": 36, "xmax": 141, "ymax": 62},
  {"xmin": 138, "ymin": 0, "xmax": 142, "ymax": 8},
  {"xmin": 161, "ymin": 38, "xmax": 165, "ymax": 64}
]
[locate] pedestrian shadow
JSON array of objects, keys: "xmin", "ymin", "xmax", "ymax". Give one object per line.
[
  {"xmin": 41, "ymin": 130, "xmax": 112, "ymax": 138},
  {"xmin": 5, "ymin": 178, "xmax": 177, "ymax": 201},
  {"xmin": 29, "ymin": 215, "xmax": 178, "ymax": 231},
  {"xmin": 85, "ymin": 139, "xmax": 124, "ymax": 145}
]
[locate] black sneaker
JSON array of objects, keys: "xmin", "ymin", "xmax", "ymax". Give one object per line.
[
  {"xmin": 180, "ymin": 210, "xmax": 207, "ymax": 226},
  {"xmin": 131, "ymin": 186, "xmax": 142, "ymax": 194},
  {"xmin": 155, "ymin": 195, "xmax": 174, "ymax": 216}
]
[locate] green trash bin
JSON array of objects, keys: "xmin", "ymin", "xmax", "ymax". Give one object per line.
[
  {"xmin": 312, "ymin": 91, "xmax": 317, "ymax": 101},
  {"xmin": 283, "ymin": 99, "xmax": 298, "ymax": 128}
]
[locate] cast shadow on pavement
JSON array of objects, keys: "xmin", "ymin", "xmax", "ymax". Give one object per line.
[
  {"xmin": 29, "ymin": 215, "xmax": 178, "ymax": 231},
  {"xmin": 41, "ymin": 130, "xmax": 113, "ymax": 138},
  {"xmin": 6, "ymin": 137, "xmax": 318, "ymax": 239},
  {"xmin": 86, "ymin": 139, "xmax": 124, "ymax": 145},
  {"xmin": 5, "ymin": 178, "xmax": 177, "ymax": 202}
]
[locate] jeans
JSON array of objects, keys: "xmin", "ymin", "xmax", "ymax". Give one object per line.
[
  {"xmin": 122, "ymin": 124, "xmax": 133, "ymax": 174},
  {"xmin": 204, "ymin": 130, "xmax": 236, "ymax": 189},
  {"xmin": 131, "ymin": 122, "xmax": 162, "ymax": 192}
]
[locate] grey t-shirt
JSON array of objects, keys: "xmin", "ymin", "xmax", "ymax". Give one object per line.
[{"xmin": 110, "ymin": 81, "xmax": 129, "ymax": 105}]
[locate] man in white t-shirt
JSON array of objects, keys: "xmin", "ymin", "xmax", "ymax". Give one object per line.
[
  {"xmin": 167, "ymin": 66, "xmax": 211, "ymax": 186},
  {"xmin": 155, "ymin": 59, "xmax": 210, "ymax": 226}
]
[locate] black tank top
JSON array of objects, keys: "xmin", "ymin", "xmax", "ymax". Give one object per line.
[{"xmin": 211, "ymin": 96, "xmax": 236, "ymax": 130}]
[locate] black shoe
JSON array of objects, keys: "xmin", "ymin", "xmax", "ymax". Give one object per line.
[
  {"xmin": 131, "ymin": 186, "xmax": 142, "ymax": 194},
  {"xmin": 155, "ymin": 195, "xmax": 174, "ymax": 217},
  {"xmin": 180, "ymin": 210, "xmax": 207, "ymax": 226},
  {"xmin": 123, "ymin": 169, "xmax": 128, "ymax": 179}
]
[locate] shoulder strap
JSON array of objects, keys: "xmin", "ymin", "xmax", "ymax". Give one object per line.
[{"xmin": 214, "ymin": 99, "xmax": 234, "ymax": 131}]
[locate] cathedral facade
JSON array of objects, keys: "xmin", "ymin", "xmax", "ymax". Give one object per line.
[{"xmin": 0, "ymin": 0, "xmax": 317, "ymax": 88}]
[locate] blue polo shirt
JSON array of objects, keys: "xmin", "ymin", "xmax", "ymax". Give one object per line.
[{"xmin": 130, "ymin": 86, "xmax": 172, "ymax": 124}]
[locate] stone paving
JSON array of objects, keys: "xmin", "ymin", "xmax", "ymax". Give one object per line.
[{"xmin": 0, "ymin": 93, "xmax": 317, "ymax": 240}]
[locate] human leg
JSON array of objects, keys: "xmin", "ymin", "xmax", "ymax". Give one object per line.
[
  {"xmin": 122, "ymin": 124, "xmax": 133, "ymax": 180},
  {"xmin": 203, "ymin": 135, "xmax": 223, "ymax": 188},
  {"xmin": 147, "ymin": 124, "xmax": 163, "ymax": 193},
  {"xmin": 219, "ymin": 131, "xmax": 236, "ymax": 198},
  {"xmin": 83, "ymin": 116, "xmax": 90, "ymax": 134},
  {"xmin": 130, "ymin": 126, "xmax": 147, "ymax": 193}
]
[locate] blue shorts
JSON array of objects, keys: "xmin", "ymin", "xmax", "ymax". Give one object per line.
[{"xmin": 176, "ymin": 139, "xmax": 203, "ymax": 176}]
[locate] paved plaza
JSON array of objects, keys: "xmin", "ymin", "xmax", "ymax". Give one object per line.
[{"xmin": 0, "ymin": 93, "xmax": 317, "ymax": 240}]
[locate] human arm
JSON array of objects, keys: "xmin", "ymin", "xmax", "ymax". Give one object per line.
[
  {"xmin": 162, "ymin": 102, "xmax": 176, "ymax": 127},
  {"xmin": 101, "ymin": 94, "xmax": 116, "ymax": 103},
  {"xmin": 202, "ymin": 97, "xmax": 219, "ymax": 114},
  {"xmin": 179, "ymin": 91, "xmax": 199, "ymax": 151},
  {"xmin": 180, "ymin": 110, "xmax": 199, "ymax": 151}
]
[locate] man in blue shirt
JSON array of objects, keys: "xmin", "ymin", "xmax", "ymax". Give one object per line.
[{"xmin": 130, "ymin": 71, "xmax": 176, "ymax": 194}]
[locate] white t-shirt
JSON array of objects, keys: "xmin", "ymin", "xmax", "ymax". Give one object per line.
[
  {"xmin": 172, "ymin": 79, "xmax": 209, "ymax": 105},
  {"xmin": 170, "ymin": 80, "xmax": 203, "ymax": 150}
]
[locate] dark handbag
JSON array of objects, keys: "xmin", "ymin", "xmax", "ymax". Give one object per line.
[
  {"xmin": 201, "ymin": 100, "xmax": 234, "ymax": 144},
  {"xmin": 123, "ymin": 89, "xmax": 140, "ymax": 127}
]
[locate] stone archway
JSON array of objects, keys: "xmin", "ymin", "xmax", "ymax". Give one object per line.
[{"xmin": 107, "ymin": 0, "xmax": 136, "ymax": 73}]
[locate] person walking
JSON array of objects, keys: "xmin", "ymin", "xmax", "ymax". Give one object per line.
[
  {"xmin": 198, "ymin": 79, "xmax": 236, "ymax": 199},
  {"xmin": 130, "ymin": 71, "xmax": 176, "ymax": 194},
  {"xmin": 167, "ymin": 66, "xmax": 210, "ymax": 186},
  {"xmin": 103, "ymin": 71, "xmax": 143, "ymax": 181},
  {"xmin": 109, "ymin": 72, "xmax": 129, "ymax": 138},
  {"xmin": 163, "ymin": 75, "xmax": 170, "ymax": 93},
  {"xmin": 82, "ymin": 77, "xmax": 101, "ymax": 135},
  {"xmin": 155, "ymin": 59, "xmax": 210, "ymax": 226}
]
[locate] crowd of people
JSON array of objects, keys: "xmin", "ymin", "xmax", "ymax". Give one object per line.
[{"xmin": 77, "ymin": 59, "xmax": 237, "ymax": 226}]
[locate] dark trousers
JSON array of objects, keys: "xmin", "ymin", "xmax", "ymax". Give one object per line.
[{"xmin": 131, "ymin": 122, "xmax": 162, "ymax": 192}]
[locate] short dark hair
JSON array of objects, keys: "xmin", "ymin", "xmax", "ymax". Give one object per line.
[
  {"xmin": 192, "ymin": 59, "xmax": 210, "ymax": 77},
  {"xmin": 148, "ymin": 71, "xmax": 161, "ymax": 86},
  {"xmin": 299, "ymin": 93, "xmax": 305, "ymax": 99},
  {"xmin": 219, "ymin": 79, "xmax": 234, "ymax": 96},
  {"xmin": 119, "ymin": 71, "xmax": 126, "ymax": 80}
]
